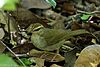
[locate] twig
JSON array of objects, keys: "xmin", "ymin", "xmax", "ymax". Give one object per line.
[
  {"xmin": 6, "ymin": 12, "xmax": 11, "ymax": 43},
  {"xmin": 77, "ymin": 10, "xmax": 100, "ymax": 14},
  {"xmin": 51, "ymin": 49, "xmax": 59, "ymax": 62},
  {"xmin": 0, "ymin": 40, "xmax": 26, "ymax": 67}
]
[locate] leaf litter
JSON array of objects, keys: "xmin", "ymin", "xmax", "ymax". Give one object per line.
[{"xmin": 0, "ymin": 0, "xmax": 100, "ymax": 67}]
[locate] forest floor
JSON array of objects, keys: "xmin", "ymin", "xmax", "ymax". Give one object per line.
[{"xmin": 0, "ymin": 0, "xmax": 100, "ymax": 67}]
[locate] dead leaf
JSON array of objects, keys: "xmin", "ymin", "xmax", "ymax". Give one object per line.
[
  {"xmin": 74, "ymin": 45, "xmax": 100, "ymax": 67},
  {"xmin": 63, "ymin": 2, "xmax": 76, "ymax": 14},
  {"xmin": 53, "ymin": 16, "xmax": 65, "ymax": 29},
  {"xmin": 30, "ymin": 57, "xmax": 45, "ymax": 67},
  {"xmin": 85, "ymin": 0, "xmax": 98, "ymax": 4},
  {"xmin": 0, "ymin": 41, "xmax": 6, "ymax": 53},
  {"xmin": 50, "ymin": 64, "xmax": 62, "ymax": 67},
  {"xmin": 11, "ymin": 7, "xmax": 50, "ymax": 28},
  {"xmin": 0, "ymin": 28, "xmax": 5, "ymax": 39},
  {"xmin": 64, "ymin": 48, "xmax": 77, "ymax": 67},
  {"xmin": 0, "ymin": 11, "xmax": 17, "ymax": 32},
  {"xmin": 71, "ymin": 21, "xmax": 82, "ymax": 30},
  {"xmin": 29, "ymin": 49, "xmax": 65, "ymax": 62},
  {"xmin": 21, "ymin": 0, "xmax": 51, "ymax": 9},
  {"xmin": 12, "ymin": 42, "xmax": 34, "ymax": 54}
]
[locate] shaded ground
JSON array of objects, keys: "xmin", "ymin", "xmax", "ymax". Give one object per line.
[{"xmin": 0, "ymin": 0, "xmax": 100, "ymax": 67}]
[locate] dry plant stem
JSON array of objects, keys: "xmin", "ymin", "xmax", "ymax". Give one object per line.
[
  {"xmin": 40, "ymin": 53, "xmax": 46, "ymax": 58},
  {"xmin": 77, "ymin": 10, "xmax": 100, "ymax": 14},
  {"xmin": 51, "ymin": 54, "xmax": 58, "ymax": 62},
  {"xmin": 15, "ymin": 8, "xmax": 20, "ymax": 44},
  {"xmin": 7, "ymin": 12, "xmax": 11, "ymax": 41},
  {"xmin": 62, "ymin": 45, "xmax": 73, "ymax": 50},
  {"xmin": 51, "ymin": 49, "xmax": 59, "ymax": 62},
  {"xmin": 0, "ymin": 41, "xmax": 26, "ymax": 67}
]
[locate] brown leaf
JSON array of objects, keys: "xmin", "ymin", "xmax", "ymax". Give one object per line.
[
  {"xmin": 21, "ymin": 0, "xmax": 51, "ymax": 9},
  {"xmin": 74, "ymin": 45, "xmax": 100, "ymax": 67},
  {"xmin": 85, "ymin": 0, "xmax": 98, "ymax": 4},
  {"xmin": 71, "ymin": 21, "xmax": 82, "ymax": 30},
  {"xmin": 29, "ymin": 49, "xmax": 65, "ymax": 62},
  {"xmin": 50, "ymin": 64, "xmax": 62, "ymax": 67},
  {"xmin": 53, "ymin": 16, "xmax": 65, "ymax": 29},
  {"xmin": 63, "ymin": 2, "xmax": 76, "ymax": 14},
  {"xmin": 0, "ymin": 41, "xmax": 6, "ymax": 53},
  {"xmin": 11, "ymin": 7, "xmax": 50, "ymax": 29},
  {"xmin": 0, "ymin": 28, "xmax": 5, "ymax": 39},
  {"xmin": 30, "ymin": 57, "xmax": 45, "ymax": 67},
  {"xmin": 12, "ymin": 42, "xmax": 34, "ymax": 54}
]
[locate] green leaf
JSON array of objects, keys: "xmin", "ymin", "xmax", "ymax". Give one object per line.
[
  {"xmin": 21, "ymin": 58, "xmax": 32, "ymax": 65},
  {"xmin": 29, "ymin": 57, "xmax": 45, "ymax": 67},
  {"xmin": 2, "ymin": 0, "xmax": 19, "ymax": 11},
  {"xmin": 3, "ymin": 3, "xmax": 16, "ymax": 11},
  {"xmin": 45, "ymin": 0, "xmax": 56, "ymax": 8},
  {"xmin": 0, "ymin": 54, "xmax": 19, "ymax": 67},
  {"xmin": 81, "ymin": 14, "xmax": 91, "ymax": 21}
]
